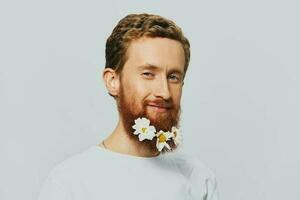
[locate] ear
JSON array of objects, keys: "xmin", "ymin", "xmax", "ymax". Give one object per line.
[{"xmin": 102, "ymin": 68, "xmax": 120, "ymax": 97}]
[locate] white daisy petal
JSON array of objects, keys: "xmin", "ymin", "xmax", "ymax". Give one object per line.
[
  {"xmin": 149, "ymin": 125, "xmax": 156, "ymax": 133},
  {"xmin": 165, "ymin": 143, "xmax": 171, "ymax": 150},
  {"xmin": 165, "ymin": 131, "xmax": 173, "ymax": 140},
  {"xmin": 139, "ymin": 134, "xmax": 146, "ymax": 141},
  {"xmin": 132, "ymin": 117, "xmax": 182, "ymax": 151},
  {"xmin": 133, "ymin": 130, "xmax": 139, "ymax": 135},
  {"xmin": 156, "ymin": 130, "xmax": 173, "ymax": 151},
  {"xmin": 134, "ymin": 118, "xmax": 140, "ymax": 124},
  {"xmin": 141, "ymin": 117, "xmax": 150, "ymax": 126},
  {"xmin": 132, "ymin": 117, "xmax": 157, "ymax": 141},
  {"xmin": 170, "ymin": 126, "xmax": 182, "ymax": 146},
  {"xmin": 145, "ymin": 132, "xmax": 155, "ymax": 140},
  {"xmin": 158, "ymin": 142, "xmax": 165, "ymax": 151}
]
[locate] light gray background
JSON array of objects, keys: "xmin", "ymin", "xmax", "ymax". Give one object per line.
[{"xmin": 0, "ymin": 0, "xmax": 299, "ymax": 200}]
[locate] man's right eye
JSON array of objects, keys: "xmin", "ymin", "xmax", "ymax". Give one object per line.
[{"xmin": 142, "ymin": 72, "xmax": 154, "ymax": 77}]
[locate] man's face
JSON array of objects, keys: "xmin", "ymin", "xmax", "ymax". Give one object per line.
[{"xmin": 117, "ymin": 37, "xmax": 185, "ymax": 152}]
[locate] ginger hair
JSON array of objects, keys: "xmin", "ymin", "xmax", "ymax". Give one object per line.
[{"xmin": 105, "ymin": 13, "xmax": 190, "ymax": 75}]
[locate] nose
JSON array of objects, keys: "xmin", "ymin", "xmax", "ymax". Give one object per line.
[{"xmin": 154, "ymin": 76, "xmax": 171, "ymax": 100}]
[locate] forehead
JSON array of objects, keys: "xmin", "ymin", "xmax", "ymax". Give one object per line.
[{"xmin": 123, "ymin": 37, "xmax": 185, "ymax": 73}]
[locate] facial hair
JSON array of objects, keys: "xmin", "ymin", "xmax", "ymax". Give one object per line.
[{"xmin": 117, "ymin": 84, "xmax": 181, "ymax": 155}]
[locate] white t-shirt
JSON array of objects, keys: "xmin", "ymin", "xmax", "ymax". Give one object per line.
[{"xmin": 38, "ymin": 145, "xmax": 219, "ymax": 200}]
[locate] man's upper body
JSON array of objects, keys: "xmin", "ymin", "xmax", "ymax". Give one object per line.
[
  {"xmin": 38, "ymin": 13, "xmax": 219, "ymax": 200},
  {"xmin": 38, "ymin": 144, "xmax": 218, "ymax": 200}
]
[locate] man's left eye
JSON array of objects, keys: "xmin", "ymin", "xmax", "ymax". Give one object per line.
[{"xmin": 168, "ymin": 74, "xmax": 179, "ymax": 81}]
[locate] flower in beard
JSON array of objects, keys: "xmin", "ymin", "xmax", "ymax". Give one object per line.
[
  {"xmin": 170, "ymin": 126, "xmax": 182, "ymax": 146},
  {"xmin": 132, "ymin": 117, "xmax": 156, "ymax": 141},
  {"xmin": 156, "ymin": 130, "xmax": 173, "ymax": 152}
]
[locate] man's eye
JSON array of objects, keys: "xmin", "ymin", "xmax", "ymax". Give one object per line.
[
  {"xmin": 142, "ymin": 72, "xmax": 154, "ymax": 77},
  {"xmin": 168, "ymin": 74, "xmax": 180, "ymax": 81}
]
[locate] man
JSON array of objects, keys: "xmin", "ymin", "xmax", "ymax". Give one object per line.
[{"xmin": 38, "ymin": 13, "xmax": 219, "ymax": 200}]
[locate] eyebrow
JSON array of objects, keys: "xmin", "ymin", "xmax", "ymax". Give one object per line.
[
  {"xmin": 138, "ymin": 63, "xmax": 184, "ymax": 76},
  {"xmin": 138, "ymin": 63, "xmax": 159, "ymax": 71}
]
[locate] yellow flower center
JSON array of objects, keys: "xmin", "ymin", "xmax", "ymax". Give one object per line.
[
  {"xmin": 141, "ymin": 127, "xmax": 147, "ymax": 133},
  {"xmin": 173, "ymin": 131, "xmax": 177, "ymax": 137},
  {"xmin": 158, "ymin": 133, "xmax": 167, "ymax": 143}
]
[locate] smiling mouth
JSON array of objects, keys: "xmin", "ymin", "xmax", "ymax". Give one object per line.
[{"xmin": 147, "ymin": 104, "xmax": 171, "ymax": 112}]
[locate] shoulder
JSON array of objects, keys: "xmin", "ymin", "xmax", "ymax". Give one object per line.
[
  {"xmin": 46, "ymin": 146, "xmax": 98, "ymax": 183},
  {"xmin": 38, "ymin": 147, "xmax": 98, "ymax": 199}
]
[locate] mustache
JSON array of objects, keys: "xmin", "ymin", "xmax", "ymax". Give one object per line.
[{"xmin": 143, "ymin": 99, "xmax": 174, "ymax": 109}]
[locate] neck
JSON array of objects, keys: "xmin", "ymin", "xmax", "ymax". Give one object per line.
[{"xmin": 100, "ymin": 119, "xmax": 160, "ymax": 158}]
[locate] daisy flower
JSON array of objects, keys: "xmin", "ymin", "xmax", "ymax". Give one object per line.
[
  {"xmin": 156, "ymin": 130, "xmax": 173, "ymax": 151},
  {"xmin": 132, "ymin": 117, "xmax": 156, "ymax": 141},
  {"xmin": 171, "ymin": 126, "xmax": 182, "ymax": 146}
]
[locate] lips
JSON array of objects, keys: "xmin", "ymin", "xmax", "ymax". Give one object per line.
[
  {"xmin": 147, "ymin": 103, "xmax": 172, "ymax": 112},
  {"xmin": 148, "ymin": 103, "xmax": 171, "ymax": 108}
]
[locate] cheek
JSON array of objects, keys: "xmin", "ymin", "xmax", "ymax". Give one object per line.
[
  {"xmin": 171, "ymin": 86, "xmax": 182, "ymax": 103},
  {"xmin": 121, "ymin": 78, "xmax": 135, "ymax": 96},
  {"xmin": 123, "ymin": 82, "xmax": 148, "ymax": 106},
  {"xmin": 128, "ymin": 80, "xmax": 151, "ymax": 97}
]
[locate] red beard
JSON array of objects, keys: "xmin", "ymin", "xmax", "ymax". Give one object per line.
[{"xmin": 117, "ymin": 85, "xmax": 181, "ymax": 154}]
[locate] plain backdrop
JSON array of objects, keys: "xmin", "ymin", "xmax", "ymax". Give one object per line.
[{"xmin": 0, "ymin": 0, "xmax": 299, "ymax": 200}]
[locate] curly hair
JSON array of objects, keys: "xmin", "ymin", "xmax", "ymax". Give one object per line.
[{"xmin": 105, "ymin": 13, "xmax": 190, "ymax": 75}]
